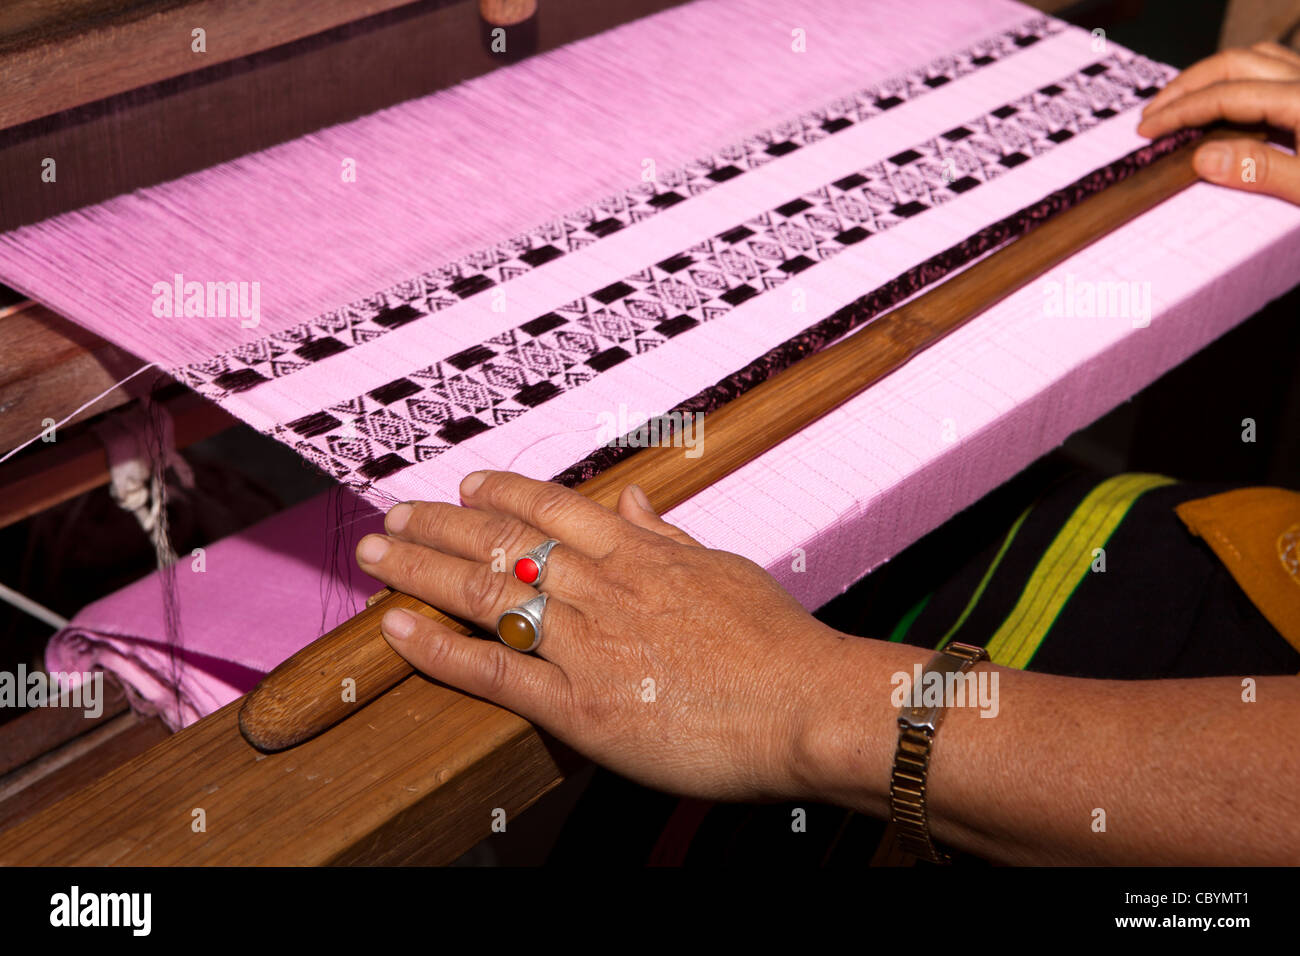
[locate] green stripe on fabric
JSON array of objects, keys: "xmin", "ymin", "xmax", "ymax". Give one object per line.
[
  {"xmin": 983, "ymin": 473, "xmax": 1175, "ymax": 670},
  {"xmin": 935, "ymin": 504, "xmax": 1034, "ymax": 651},
  {"xmin": 887, "ymin": 593, "xmax": 932, "ymax": 643}
]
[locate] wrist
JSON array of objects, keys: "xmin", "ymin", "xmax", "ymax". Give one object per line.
[{"xmin": 790, "ymin": 634, "xmax": 931, "ymax": 817}]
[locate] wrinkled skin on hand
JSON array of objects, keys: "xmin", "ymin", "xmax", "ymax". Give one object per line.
[{"xmin": 355, "ymin": 470, "xmax": 851, "ymax": 802}]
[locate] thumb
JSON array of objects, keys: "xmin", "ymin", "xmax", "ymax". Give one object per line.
[
  {"xmin": 617, "ymin": 484, "xmax": 703, "ymax": 547},
  {"xmin": 1193, "ymin": 138, "xmax": 1300, "ymax": 205}
]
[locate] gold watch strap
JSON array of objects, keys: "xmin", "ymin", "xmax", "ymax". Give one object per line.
[{"xmin": 888, "ymin": 641, "xmax": 988, "ymax": 864}]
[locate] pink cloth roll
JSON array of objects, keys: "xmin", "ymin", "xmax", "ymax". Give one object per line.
[{"xmin": 45, "ymin": 492, "xmax": 384, "ymax": 728}]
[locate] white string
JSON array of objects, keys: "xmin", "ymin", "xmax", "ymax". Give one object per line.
[
  {"xmin": 0, "ymin": 362, "xmax": 159, "ymax": 466},
  {"xmin": 0, "ymin": 580, "xmax": 70, "ymax": 631}
]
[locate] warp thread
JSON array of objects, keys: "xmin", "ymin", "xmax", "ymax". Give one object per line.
[
  {"xmin": 93, "ymin": 389, "xmax": 193, "ymax": 717},
  {"xmin": 319, "ymin": 484, "xmax": 376, "ymax": 640},
  {"xmin": 0, "ymin": 2, "xmax": 1057, "ymax": 370}
]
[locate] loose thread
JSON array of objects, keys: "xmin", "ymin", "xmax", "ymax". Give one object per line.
[{"xmin": 141, "ymin": 386, "xmax": 186, "ymax": 726}]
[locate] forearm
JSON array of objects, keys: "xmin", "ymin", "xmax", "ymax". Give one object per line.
[{"xmin": 793, "ymin": 634, "xmax": 1300, "ymax": 864}]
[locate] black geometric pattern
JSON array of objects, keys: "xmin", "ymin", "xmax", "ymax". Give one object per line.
[
  {"xmin": 554, "ymin": 125, "xmax": 1204, "ymax": 488},
  {"xmin": 177, "ymin": 16, "xmax": 1065, "ymax": 397},
  {"xmin": 254, "ymin": 51, "xmax": 1173, "ymax": 492}
]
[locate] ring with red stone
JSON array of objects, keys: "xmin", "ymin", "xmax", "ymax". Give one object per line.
[
  {"xmin": 496, "ymin": 593, "xmax": 547, "ymax": 653},
  {"xmin": 513, "ymin": 538, "xmax": 559, "ymax": 588}
]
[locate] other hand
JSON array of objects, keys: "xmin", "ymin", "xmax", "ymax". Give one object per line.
[{"xmin": 1138, "ymin": 42, "xmax": 1300, "ymax": 204}]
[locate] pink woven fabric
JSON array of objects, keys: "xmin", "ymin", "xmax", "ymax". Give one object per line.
[
  {"xmin": 9, "ymin": 0, "xmax": 1300, "ymax": 722},
  {"xmin": 45, "ymin": 492, "xmax": 383, "ymax": 728}
]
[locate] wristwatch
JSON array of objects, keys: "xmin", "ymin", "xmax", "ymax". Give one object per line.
[{"xmin": 888, "ymin": 641, "xmax": 989, "ymax": 864}]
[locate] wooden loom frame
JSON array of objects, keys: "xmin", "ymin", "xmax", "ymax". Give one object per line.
[
  {"xmin": 0, "ymin": 132, "xmax": 1230, "ymax": 864},
  {"xmin": 0, "ymin": 0, "xmax": 689, "ymax": 232}
]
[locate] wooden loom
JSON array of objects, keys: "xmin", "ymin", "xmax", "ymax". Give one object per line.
[
  {"xmin": 0, "ymin": 0, "xmax": 1276, "ymax": 864},
  {"xmin": 0, "ymin": 124, "xmax": 1239, "ymax": 862}
]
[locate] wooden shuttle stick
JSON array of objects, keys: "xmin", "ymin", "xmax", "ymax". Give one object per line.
[{"xmin": 239, "ymin": 130, "xmax": 1238, "ymax": 753}]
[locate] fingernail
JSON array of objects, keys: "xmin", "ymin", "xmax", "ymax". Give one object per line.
[
  {"xmin": 629, "ymin": 483, "xmax": 655, "ymax": 513},
  {"xmin": 382, "ymin": 608, "xmax": 416, "ymax": 640},
  {"xmin": 1196, "ymin": 144, "xmax": 1231, "ymax": 180},
  {"xmin": 386, "ymin": 502, "xmax": 413, "ymax": 534},
  {"xmin": 461, "ymin": 471, "xmax": 488, "ymax": 498},
  {"xmin": 357, "ymin": 534, "xmax": 390, "ymax": 564}
]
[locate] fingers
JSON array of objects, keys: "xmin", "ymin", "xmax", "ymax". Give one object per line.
[
  {"xmin": 384, "ymin": 499, "xmax": 597, "ymax": 594},
  {"xmin": 1137, "ymin": 79, "xmax": 1300, "ymax": 139},
  {"xmin": 1141, "ymin": 47, "xmax": 1300, "ymax": 119},
  {"xmin": 380, "ymin": 606, "xmax": 571, "ymax": 725},
  {"xmin": 459, "ymin": 470, "xmax": 629, "ymax": 557},
  {"xmin": 1135, "ymin": 45, "xmax": 1300, "ymax": 209},
  {"xmin": 355, "ymin": 533, "xmax": 585, "ymax": 658},
  {"xmin": 616, "ymin": 484, "xmax": 703, "ymax": 548},
  {"xmin": 385, "ymin": 499, "xmax": 521, "ymax": 563},
  {"xmin": 1191, "ymin": 137, "xmax": 1300, "ymax": 205}
]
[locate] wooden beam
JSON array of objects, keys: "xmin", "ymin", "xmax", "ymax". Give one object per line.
[
  {"xmin": 0, "ymin": 296, "xmax": 240, "ymax": 530},
  {"xmin": 0, "ymin": 388, "xmax": 237, "ymax": 531},
  {"xmin": 0, "ymin": 711, "xmax": 170, "ymax": 833},
  {"xmin": 0, "ymin": 676, "xmax": 570, "ymax": 864},
  {"xmin": 0, "ymin": 675, "xmax": 130, "ymax": 777},
  {"xmin": 0, "ymin": 0, "xmax": 423, "ymax": 128},
  {"xmin": 0, "ymin": 300, "xmax": 142, "ymax": 454}
]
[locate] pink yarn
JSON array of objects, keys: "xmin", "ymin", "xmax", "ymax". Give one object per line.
[{"xmin": 0, "ymin": 0, "xmax": 1034, "ymax": 366}]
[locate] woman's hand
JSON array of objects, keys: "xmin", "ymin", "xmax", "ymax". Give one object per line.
[
  {"xmin": 354, "ymin": 471, "xmax": 856, "ymax": 803},
  {"xmin": 1138, "ymin": 42, "xmax": 1300, "ymax": 204}
]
